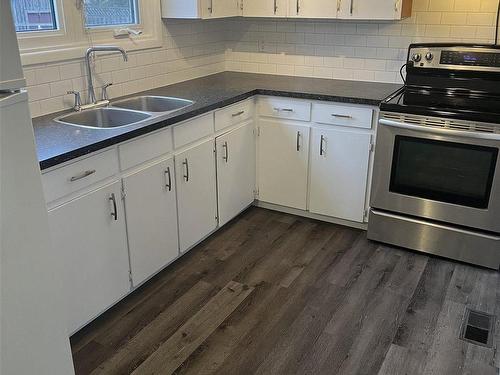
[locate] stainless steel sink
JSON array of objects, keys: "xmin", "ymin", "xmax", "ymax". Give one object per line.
[
  {"xmin": 55, "ymin": 107, "xmax": 151, "ymax": 129},
  {"xmin": 111, "ymin": 96, "xmax": 194, "ymax": 113}
]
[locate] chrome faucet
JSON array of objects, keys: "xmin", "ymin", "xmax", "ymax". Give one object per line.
[{"xmin": 85, "ymin": 46, "xmax": 128, "ymax": 105}]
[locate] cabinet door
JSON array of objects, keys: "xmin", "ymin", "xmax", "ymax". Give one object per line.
[
  {"xmin": 258, "ymin": 119, "xmax": 310, "ymax": 210},
  {"xmin": 339, "ymin": 0, "xmax": 401, "ymax": 19},
  {"xmin": 123, "ymin": 158, "xmax": 179, "ymax": 287},
  {"xmin": 216, "ymin": 122, "xmax": 256, "ymax": 226},
  {"xmin": 203, "ymin": 0, "xmax": 240, "ymax": 18},
  {"xmin": 243, "ymin": 0, "xmax": 287, "ymax": 17},
  {"xmin": 48, "ymin": 182, "xmax": 130, "ymax": 334},
  {"xmin": 289, "ymin": 0, "xmax": 337, "ymax": 18},
  {"xmin": 309, "ymin": 127, "xmax": 371, "ymax": 222},
  {"xmin": 176, "ymin": 140, "xmax": 218, "ymax": 252}
]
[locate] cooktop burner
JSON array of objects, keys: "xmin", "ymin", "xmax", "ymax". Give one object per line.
[
  {"xmin": 381, "ymin": 86, "xmax": 500, "ymax": 123},
  {"xmin": 381, "ymin": 43, "xmax": 500, "ymax": 124}
]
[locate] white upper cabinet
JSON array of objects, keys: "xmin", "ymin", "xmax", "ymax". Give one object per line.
[
  {"xmin": 176, "ymin": 139, "xmax": 218, "ymax": 252},
  {"xmin": 123, "ymin": 158, "xmax": 179, "ymax": 287},
  {"xmin": 243, "ymin": 0, "xmax": 287, "ymax": 17},
  {"xmin": 338, "ymin": 0, "xmax": 412, "ymax": 20},
  {"xmin": 258, "ymin": 119, "xmax": 310, "ymax": 210},
  {"xmin": 288, "ymin": 0, "xmax": 337, "ymax": 18},
  {"xmin": 216, "ymin": 122, "xmax": 256, "ymax": 226},
  {"xmin": 161, "ymin": 0, "xmax": 240, "ymax": 19},
  {"xmin": 309, "ymin": 127, "xmax": 371, "ymax": 222}
]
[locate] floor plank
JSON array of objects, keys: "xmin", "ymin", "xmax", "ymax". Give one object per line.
[
  {"xmin": 70, "ymin": 207, "xmax": 500, "ymax": 375},
  {"xmin": 131, "ymin": 281, "xmax": 254, "ymax": 375}
]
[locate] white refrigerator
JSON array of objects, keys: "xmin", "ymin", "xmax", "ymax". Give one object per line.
[{"xmin": 0, "ymin": 0, "xmax": 74, "ymax": 373}]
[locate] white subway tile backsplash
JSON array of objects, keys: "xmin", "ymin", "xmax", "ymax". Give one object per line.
[{"xmin": 227, "ymin": 0, "xmax": 500, "ymax": 84}]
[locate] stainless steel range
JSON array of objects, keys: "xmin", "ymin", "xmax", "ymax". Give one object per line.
[{"xmin": 368, "ymin": 43, "xmax": 500, "ymax": 269}]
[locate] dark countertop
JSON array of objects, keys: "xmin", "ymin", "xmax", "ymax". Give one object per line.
[{"xmin": 34, "ymin": 72, "xmax": 401, "ymax": 170}]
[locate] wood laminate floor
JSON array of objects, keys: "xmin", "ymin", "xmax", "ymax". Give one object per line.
[{"xmin": 71, "ymin": 207, "xmax": 500, "ymax": 375}]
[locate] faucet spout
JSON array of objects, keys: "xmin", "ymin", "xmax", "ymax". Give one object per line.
[{"xmin": 85, "ymin": 46, "xmax": 128, "ymax": 104}]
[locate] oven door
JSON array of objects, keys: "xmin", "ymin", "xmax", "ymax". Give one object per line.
[{"xmin": 371, "ymin": 116, "xmax": 500, "ymax": 233}]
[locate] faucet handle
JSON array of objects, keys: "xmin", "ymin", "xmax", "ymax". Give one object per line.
[
  {"xmin": 101, "ymin": 83, "xmax": 113, "ymax": 101},
  {"xmin": 67, "ymin": 90, "xmax": 82, "ymax": 111}
]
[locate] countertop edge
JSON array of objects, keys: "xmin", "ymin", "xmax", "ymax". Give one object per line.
[{"xmin": 38, "ymin": 86, "xmax": 395, "ymax": 170}]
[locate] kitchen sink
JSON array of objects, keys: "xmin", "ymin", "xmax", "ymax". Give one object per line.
[
  {"xmin": 55, "ymin": 107, "xmax": 152, "ymax": 129},
  {"xmin": 111, "ymin": 96, "xmax": 194, "ymax": 113}
]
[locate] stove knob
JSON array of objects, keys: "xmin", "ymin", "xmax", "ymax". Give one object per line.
[
  {"xmin": 425, "ymin": 52, "xmax": 434, "ymax": 61},
  {"xmin": 412, "ymin": 53, "xmax": 422, "ymax": 63}
]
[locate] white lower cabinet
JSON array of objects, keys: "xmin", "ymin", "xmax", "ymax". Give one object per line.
[
  {"xmin": 309, "ymin": 127, "xmax": 372, "ymax": 222},
  {"xmin": 175, "ymin": 139, "xmax": 218, "ymax": 252},
  {"xmin": 216, "ymin": 122, "xmax": 256, "ymax": 226},
  {"xmin": 258, "ymin": 119, "xmax": 310, "ymax": 210},
  {"xmin": 48, "ymin": 181, "xmax": 130, "ymax": 334},
  {"xmin": 122, "ymin": 158, "xmax": 179, "ymax": 287}
]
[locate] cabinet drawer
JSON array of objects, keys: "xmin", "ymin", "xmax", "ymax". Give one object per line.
[
  {"xmin": 42, "ymin": 149, "xmax": 119, "ymax": 203},
  {"xmin": 258, "ymin": 97, "xmax": 311, "ymax": 122},
  {"xmin": 312, "ymin": 103, "xmax": 373, "ymax": 129},
  {"xmin": 215, "ymin": 99, "xmax": 254, "ymax": 132},
  {"xmin": 174, "ymin": 113, "xmax": 214, "ymax": 149},
  {"xmin": 119, "ymin": 128, "xmax": 173, "ymax": 170}
]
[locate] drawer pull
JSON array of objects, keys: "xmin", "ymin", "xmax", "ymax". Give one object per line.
[
  {"xmin": 69, "ymin": 169, "xmax": 96, "ymax": 182},
  {"xmin": 232, "ymin": 110, "xmax": 245, "ymax": 117},
  {"xmin": 331, "ymin": 114, "xmax": 353, "ymax": 119},
  {"xmin": 273, "ymin": 107, "xmax": 294, "ymax": 113}
]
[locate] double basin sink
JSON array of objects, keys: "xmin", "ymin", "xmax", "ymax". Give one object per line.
[{"xmin": 55, "ymin": 96, "xmax": 194, "ymax": 129}]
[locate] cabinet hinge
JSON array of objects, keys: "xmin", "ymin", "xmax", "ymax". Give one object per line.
[
  {"xmin": 364, "ymin": 209, "xmax": 370, "ymax": 221},
  {"xmin": 121, "ymin": 186, "xmax": 126, "ymax": 200},
  {"xmin": 128, "ymin": 270, "xmax": 133, "ymax": 287},
  {"xmin": 369, "ymin": 142, "xmax": 375, "ymax": 152},
  {"xmin": 254, "ymin": 188, "xmax": 259, "ymax": 198},
  {"xmin": 256, "ymin": 126, "xmax": 260, "ymax": 137}
]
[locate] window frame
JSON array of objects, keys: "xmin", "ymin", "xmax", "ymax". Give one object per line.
[{"xmin": 17, "ymin": 0, "xmax": 162, "ymax": 66}]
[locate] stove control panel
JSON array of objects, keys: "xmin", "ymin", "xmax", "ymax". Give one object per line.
[{"xmin": 408, "ymin": 45, "xmax": 500, "ymax": 72}]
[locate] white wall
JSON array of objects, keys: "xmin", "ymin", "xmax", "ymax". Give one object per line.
[{"xmin": 225, "ymin": 0, "xmax": 500, "ymax": 82}]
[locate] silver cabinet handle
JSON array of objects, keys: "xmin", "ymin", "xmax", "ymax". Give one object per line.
[
  {"xmin": 337, "ymin": 0, "xmax": 341, "ymax": 12},
  {"xmin": 296, "ymin": 0, "xmax": 300, "ymax": 14},
  {"xmin": 223, "ymin": 141, "xmax": 229, "ymax": 163},
  {"xmin": 331, "ymin": 113, "xmax": 353, "ymax": 119},
  {"xmin": 164, "ymin": 167, "xmax": 172, "ymax": 191},
  {"xmin": 109, "ymin": 193, "xmax": 118, "ymax": 221},
  {"xmin": 320, "ymin": 135, "xmax": 326, "ymax": 156},
  {"xmin": 395, "ymin": 0, "xmax": 400, "ymax": 12},
  {"xmin": 273, "ymin": 107, "xmax": 294, "ymax": 112},
  {"xmin": 296, "ymin": 131, "xmax": 301, "ymax": 151},
  {"xmin": 274, "ymin": 0, "xmax": 278, "ymax": 14},
  {"xmin": 350, "ymin": 0, "xmax": 354, "ymax": 14},
  {"xmin": 208, "ymin": 0, "xmax": 213, "ymax": 13},
  {"xmin": 232, "ymin": 110, "xmax": 245, "ymax": 117},
  {"xmin": 69, "ymin": 169, "xmax": 96, "ymax": 182},
  {"xmin": 183, "ymin": 158, "xmax": 189, "ymax": 182}
]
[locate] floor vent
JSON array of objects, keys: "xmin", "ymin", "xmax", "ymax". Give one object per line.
[{"xmin": 460, "ymin": 308, "xmax": 495, "ymax": 348}]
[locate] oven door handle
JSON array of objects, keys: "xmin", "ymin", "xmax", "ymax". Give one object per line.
[{"xmin": 379, "ymin": 119, "xmax": 500, "ymax": 142}]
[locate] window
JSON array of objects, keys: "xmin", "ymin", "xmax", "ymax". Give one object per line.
[
  {"xmin": 84, "ymin": 0, "xmax": 139, "ymax": 28},
  {"xmin": 13, "ymin": 0, "xmax": 162, "ymax": 65},
  {"xmin": 11, "ymin": 0, "xmax": 58, "ymax": 32}
]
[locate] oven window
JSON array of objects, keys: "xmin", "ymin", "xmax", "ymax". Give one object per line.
[{"xmin": 390, "ymin": 136, "xmax": 498, "ymax": 208}]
